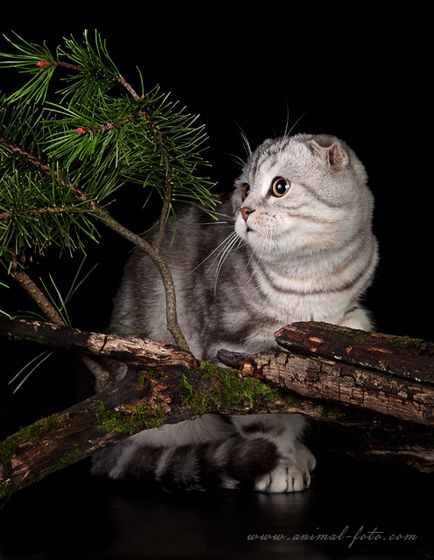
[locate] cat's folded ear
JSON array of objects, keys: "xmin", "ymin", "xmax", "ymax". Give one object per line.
[{"xmin": 307, "ymin": 138, "xmax": 349, "ymax": 171}]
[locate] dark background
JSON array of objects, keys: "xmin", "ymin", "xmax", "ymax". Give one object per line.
[{"xmin": 0, "ymin": 3, "xmax": 433, "ymax": 559}]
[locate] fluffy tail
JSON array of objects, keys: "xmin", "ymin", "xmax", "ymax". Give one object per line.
[{"xmin": 92, "ymin": 434, "xmax": 280, "ymax": 491}]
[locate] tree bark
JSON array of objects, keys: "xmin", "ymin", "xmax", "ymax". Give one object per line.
[
  {"xmin": 0, "ymin": 363, "xmax": 294, "ymax": 499},
  {"xmin": 0, "ymin": 317, "xmax": 197, "ymax": 370},
  {"xmin": 1, "ymin": 317, "xmax": 434, "ymax": 499},
  {"xmin": 218, "ymin": 323, "xmax": 434, "ymax": 427},
  {"xmin": 275, "ymin": 322, "xmax": 434, "ymax": 385}
]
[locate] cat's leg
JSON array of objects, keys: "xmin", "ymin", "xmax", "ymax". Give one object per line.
[
  {"xmin": 339, "ymin": 306, "xmax": 373, "ymax": 331},
  {"xmin": 91, "ymin": 413, "xmax": 315, "ymax": 492},
  {"xmin": 91, "ymin": 414, "xmax": 237, "ymax": 488},
  {"xmin": 231, "ymin": 414, "xmax": 316, "ymax": 493}
]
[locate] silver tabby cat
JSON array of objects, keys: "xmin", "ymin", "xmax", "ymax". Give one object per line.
[{"xmin": 92, "ymin": 133, "xmax": 378, "ymax": 492}]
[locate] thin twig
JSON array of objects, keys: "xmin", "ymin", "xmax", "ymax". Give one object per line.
[
  {"xmin": 12, "ymin": 269, "xmax": 111, "ymax": 387},
  {"xmin": 102, "ymin": 72, "xmax": 173, "ymax": 247},
  {"xmin": 94, "ymin": 210, "xmax": 189, "ymax": 351},
  {"xmin": 12, "ymin": 271, "xmax": 63, "ymax": 324},
  {"xmin": 115, "ymin": 75, "xmax": 142, "ymax": 102},
  {"xmin": 0, "ymin": 137, "xmax": 88, "ymax": 203},
  {"xmin": 139, "ymin": 114, "xmax": 173, "ymax": 247},
  {"xmin": 55, "ymin": 58, "xmax": 143, "ymax": 102},
  {"xmin": 0, "ymin": 206, "xmax": 85, "ymax": 222},
  {"xmin": 0, "ymin": 137, "xmax": 51, "ymax": 176}
]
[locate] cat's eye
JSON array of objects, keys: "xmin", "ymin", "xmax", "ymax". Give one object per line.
[
  {"xmin": 271, "ymin": 177, "xmax": 291, "ymax": 197},
  {"xmin": 240, "ymin": 183, "xmax": 250, "ymax": 201}
]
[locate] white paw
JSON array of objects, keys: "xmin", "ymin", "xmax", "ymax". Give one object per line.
[{"xmin": 254, "ymin": 444, "xmax": 316, "ymax": 494}]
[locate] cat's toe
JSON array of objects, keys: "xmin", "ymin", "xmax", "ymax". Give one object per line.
[
  {"xmin": 255, "ymin": 473, "xmax": 273, "ymax": 492},
  {"xmin": 289, "ymin": 464, "xmax": 307, "ymax": 492},
  {"xmin": 295, "ymin": 443, "xmax": 316, "ymax": 474},
  {"xmin": 254, "ymin": 462, "xmax": 304, "ymax": 493},
  {"xmin": 254, "ymin": 448, "xmax": 315, "ymax": 494}
]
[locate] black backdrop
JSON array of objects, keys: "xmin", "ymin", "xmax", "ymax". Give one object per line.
[
  {"xmin": 1, "ymin": 4, "xmax": 433, "ymax": 559},
  {"xmin": 2, "ymin": 4, "xmax": 432, "ymax": 332}
]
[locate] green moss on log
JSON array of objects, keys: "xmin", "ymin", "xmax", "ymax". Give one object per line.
[
  {"xmin": 0, "ymin": 435, "xmax": 83, "ymax": 501},
  {"xmin": 181, "ymin": 362, "xmax": 280, "ymax": 414},
  {"xmin": 322, "ymin": 405, "xmax": 349, "ymax": 422},
  {"xmin": 95, "ymin": 400, "xmax": 166, "ymax": 435},
  {"xmin": 0, "ymin": 414, "xmax": 58, "ymax": 463},
  {"xmin": 282, "ymin": 393, "xmax": 303, "ymax": 409},
  {"xmin": 0, "ymin": 480, "xmax": 14, "ymax": 501}
]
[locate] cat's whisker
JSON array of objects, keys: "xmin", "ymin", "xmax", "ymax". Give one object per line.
[
  {"xmin": 194, "ymin": 231, "xmax": 238, "ymax": 272},
  {"xmin": 212, "ymin": 211, "xmax": 235, "ymax": 220},
  {"xmin": 196, "ymin": 221, "xmax": 231, "ymax": 225},
  {"xmin": 285, "ymin": 112, "xmax": 306, "ymax": 138},
  {"xmin": 213, "ymin": 233, "xmax": 244, "ymax": 297},
  {"xmin": 246, "ymin": 228, "xmax": 272, "ymax": 286},
  {"xmin": 226, "ymin": 152, "xmax": 246, "ymax": 169},
  {"xmin": 236, "ymin": 123, "xmax": 252, "ymax": 158}
]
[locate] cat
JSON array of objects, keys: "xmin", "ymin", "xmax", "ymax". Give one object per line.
[{"xmin": 92, "ymin": 133, "xmax": 378, "ymax": 492}]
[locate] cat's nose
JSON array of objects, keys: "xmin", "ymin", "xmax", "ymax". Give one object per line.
[{"xmin": 240, "ymin": 206, "xmax": 255, "ymax": 222}]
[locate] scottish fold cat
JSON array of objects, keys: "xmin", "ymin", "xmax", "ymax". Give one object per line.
[{"xmin": 92, "ymin": 133, "xmax": 378, "ymax": 492}]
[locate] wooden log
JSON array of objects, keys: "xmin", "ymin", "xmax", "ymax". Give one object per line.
[
  {"xmin": 0, "ymin": 362, "xmax": 290, "ymax": 499},
  {"xmin": 2, "ymin": 360, "xmax": 434, "ymax": 501},
  {"xmin": 217, "ymin": 347, "xmax": 434, "ymax": 426},
  {"xmin": 0, "ymin": 317, "xmax": 198, "ymax": 370},
  {"xmin": 2, "ymin": 318, "xmax": 434, "ymax": 500},
  {"xmin": 315, "ymin": 416, "xmax": 434, "ymax": 473},
  {"xmin": 275, "ymin": 322, "xmax": 434, "ymax": 385}
]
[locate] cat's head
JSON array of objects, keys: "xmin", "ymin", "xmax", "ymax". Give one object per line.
[{"xmin": 232, "ymin": 133, "xmax": 373, "ymax": 259}]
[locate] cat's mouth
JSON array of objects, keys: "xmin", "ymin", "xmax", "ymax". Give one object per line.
[
  {"xmin": 246, "ymin": 225, "xmax": 256, "ymax": 234},
  {"xmin": 234, "ymin": 218, "xmax": 256, "ymax": 240}
]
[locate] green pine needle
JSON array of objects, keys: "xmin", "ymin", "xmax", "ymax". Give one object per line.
[
  {"xmin": 8, "ymin": 349, "xmax": 55, "ymax": 392},
  {"xmin": 0, "ymin": 29, "xmax": 218, "ymax": 268}
]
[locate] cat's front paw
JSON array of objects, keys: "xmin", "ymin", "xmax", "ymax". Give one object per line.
[{"xmin": 254, "ymin": 444, "xmax": 316, "ymax": 493}]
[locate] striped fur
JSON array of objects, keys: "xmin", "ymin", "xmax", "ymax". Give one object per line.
[
  {"xmin": 92, "ymin": 434, "xmax": 280, "ymax": 491},
  {"xmin": 93, "ymin": 133, "xmax": 377, "ymax": 492}
]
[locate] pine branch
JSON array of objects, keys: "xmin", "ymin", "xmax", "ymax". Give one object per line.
[
  {"xmin": 0, "ymin": 206, "xmax": 87, "ymax": 223},
  {"xmin": 0, "ymin": 133, "xmax": 189, "ymax": 350},
  {"xmin": 0, "ymin": 30, "xmax": 220, "ymax": 353},
  {"xmin": 12, "ymin": 271, "xmax": 63, "ymax": 324},
  {"xmin": 0, "ymin": 136, "xmax": 51, "ymax": 177}
]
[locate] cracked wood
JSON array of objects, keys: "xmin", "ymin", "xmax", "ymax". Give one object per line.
[
  {"xmin": 217, "ymin": 349, "xmax": 434, "ymax": 426},
  {"xmin": 0, "ymin": 317, "xmax": 197, "ymax": 370},
  {"xmin": 276, "ymin": 322, "xmax": 434, "ymax": 385}
]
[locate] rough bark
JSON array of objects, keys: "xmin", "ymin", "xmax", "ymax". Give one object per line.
[
  {"xmin": 218, "ymin": 349, "xmax": 434, "ymax": 427},
  {"xmin": 1, "ymin": 317, "xmax": 434, "ymax": 499},
  {"xmin": 0, "ymin": 317, "xmax": 197, "ymax": 370},
  {"xmin": 0, "ymin": 363, "xmax": 292, "ymax": 499},
  {"xmin": 275, "ymin": 322, "xmax": 434, "ymax": 385},
  {"xmin": 315, "ymin": 415, "xmax": 434, "ymax": 473},
  {"xmin": 218, "ymin": 324, "xmax": 434, "ymax": 427}
]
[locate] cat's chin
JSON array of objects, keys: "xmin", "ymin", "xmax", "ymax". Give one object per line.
[
  {"xmin": 234, "ymin": 221, "xmax": 248, "ymax": 241},
  {"xmin": 237, "ymin": 228, "xmax": 259, "ymax": 247},
  {"xmin": 234, "ymin": 218, "xmax": 263, "ymax": 242}
]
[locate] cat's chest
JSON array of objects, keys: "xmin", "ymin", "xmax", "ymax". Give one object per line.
[
  {"xmin": 206, "ymin": 241, "xmax": 363, "ymax": 328},
  {"xmin": 216, "ymin": 273, "xmax": 346, "ymax": 327},
  {"xmin": 246, "ymin": 288, "xmax": 342, "ymax": 323}
]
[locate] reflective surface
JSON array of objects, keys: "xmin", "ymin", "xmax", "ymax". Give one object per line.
[{"xmin": 0, "ymin": 456, "xmax": 432, "ymax": 559}]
